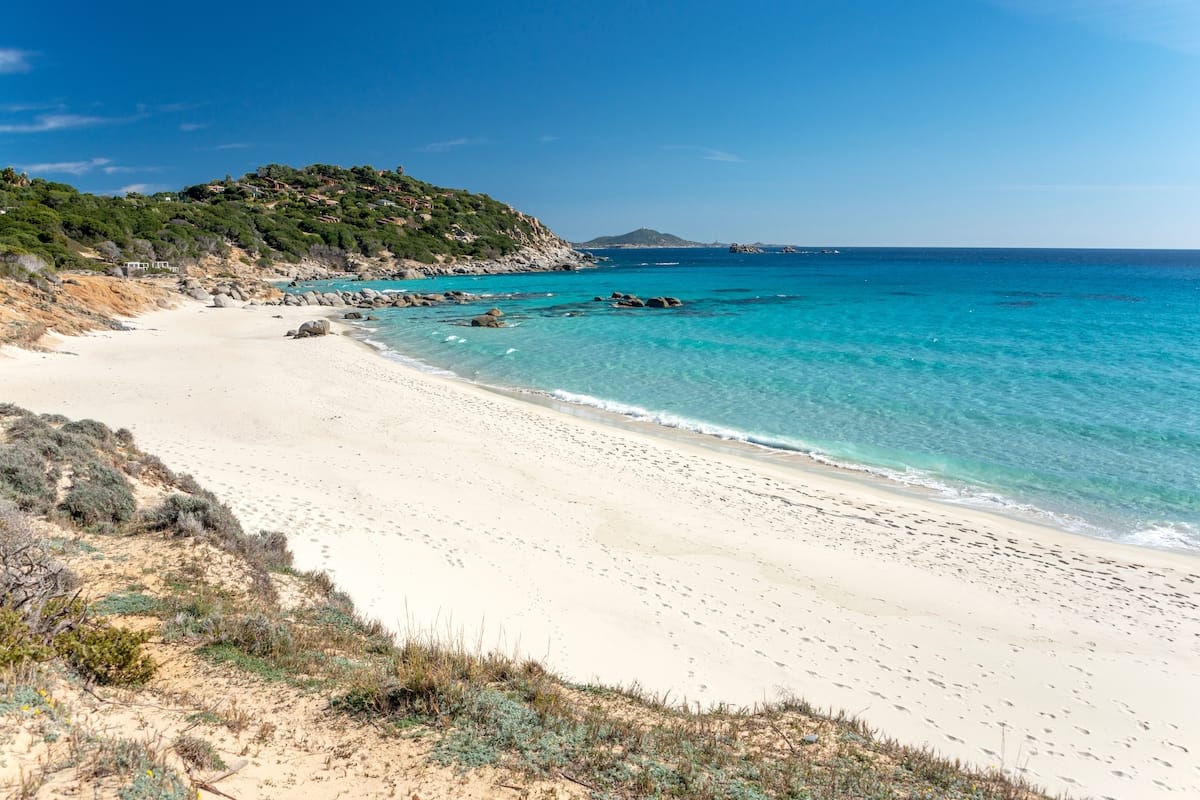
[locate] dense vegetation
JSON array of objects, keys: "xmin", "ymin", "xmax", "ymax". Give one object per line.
[{"xmin": 0, "ymin": 163, "xmax": 543, "ymax": 272}]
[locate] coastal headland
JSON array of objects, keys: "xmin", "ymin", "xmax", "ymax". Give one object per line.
[{"xmin": 2, "ymin": 295, "xmax": 1197, "ymax": 799}]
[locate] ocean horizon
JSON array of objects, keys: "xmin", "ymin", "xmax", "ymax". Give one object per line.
[{"xmin": 292, "ymin": 246, "xmax": 1200, "ymax": 553}]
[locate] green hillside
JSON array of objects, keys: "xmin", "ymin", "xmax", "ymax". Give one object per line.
[
  {"xmin": 576, "ymin": 227, "xmax": 708, "ymax": 248},
  {"xmin": 0, "ymin": 163, "xmax": 561, "ymax": 273}
]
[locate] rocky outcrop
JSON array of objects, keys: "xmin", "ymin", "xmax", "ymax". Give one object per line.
[
  {"xmin": 645, "ymin": 296, "xmax": 683, "ymax": 308},
  {"xmin": 280, "ymin": 287, "xmax": 481, "ymax": 310},
  {"xmin": 179, "ymin": 276, "xmax": 280, "ymax": 305},
  {"xmin": 470, "ymin": 308, "xmax": 505, "ymax": 328},
  {"xmin": 602, "ymin": 292, "xmax": 683, "ymax": 309},
  {"xmin": 729, "ymin": 243, "xmax": 764, "ymax": 254},
  {"xmin": 470, "ymin": 315, "xmax": 503, "ymax": 328}
]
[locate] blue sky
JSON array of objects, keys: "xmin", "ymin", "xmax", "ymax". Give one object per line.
[{"xmin": 2, "ymin": 0, "xmax": 1198, "ymax": 247}]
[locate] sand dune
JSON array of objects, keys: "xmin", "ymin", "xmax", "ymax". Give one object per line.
[{"xmin": 3, "ymin": 300, "xmax": 1198, "ymax": 799}]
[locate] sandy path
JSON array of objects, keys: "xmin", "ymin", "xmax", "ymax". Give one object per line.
[{"xmin": 3, "ymin": 301, "xmax": 1198, "ymax": 799}]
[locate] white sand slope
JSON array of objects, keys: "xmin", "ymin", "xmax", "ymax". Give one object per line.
[{"xmin": 3, "ymin": 300, "xmax": 1198, "ymax": 799}]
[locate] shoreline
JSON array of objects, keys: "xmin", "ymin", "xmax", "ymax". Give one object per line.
[
  {"xmin": 2, "ymin": 299, "xmax": 1198, "ymax": 798},
  {"xmin": 348, "ymin": 317, "xmax": 1193, "ymax": 558}
]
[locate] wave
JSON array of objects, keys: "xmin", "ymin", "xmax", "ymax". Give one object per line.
[
  {"xmin": 549, "ymin": 390, "xmax": 813, "ymax": 451},
  {"xmin": 1125, "ymin": 522, "xmax": 1200, "ymax": 552},
  {"xmin": 547, "ymin": 390, "xmax": 1200, "ymax": 553},
  {"xmin": 360, "ymin": 336, "xmax": 459, "ymax": 378}
]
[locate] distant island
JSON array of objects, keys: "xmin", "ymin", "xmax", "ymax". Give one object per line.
[{"xmin": 575, "ymin": 228, "xmax": 717, "ymax": 248}]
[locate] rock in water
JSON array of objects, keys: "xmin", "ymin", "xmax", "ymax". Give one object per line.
[{"xmin": 470, "ymin": 315, "xmax": 504, "ymax": 328}]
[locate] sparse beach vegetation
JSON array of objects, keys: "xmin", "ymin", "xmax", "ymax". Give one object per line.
[{"xmin": 0, "ymin": 406, "xmax": 1052, "ymax": 798}]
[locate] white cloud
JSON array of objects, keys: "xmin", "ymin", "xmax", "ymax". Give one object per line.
[
  {"xmin": 0, "ymin": 49, "xmax": 32, "ymax": 74},
  {"xmin": 418, "ymin": 137, "xmax": 484, "ymax": 153},
  {"xmin": 994, "ymin": 0, "xmax": 1200, "ymax": 54},
  {"xmin": 213, "ymin": 142, "xmax": 249, "ymax": 150},
  {"xmin": 179, "ymin": 122, "xmax": 207, "ymax": 132},
  {"xmin": 0, "ymin": 113, "xmax": 112, "ymax": 133},
  {"xmin": 663, "ymin": 145, "xmax": 744, "ymax": 163},
  {"xmin": 118, "ymin": 183, "xmax": 166, "ymax": 195},
  {"xmin": 539, "ymin": 134, "xmax": 560, "ymax": 143},
  {"xmin": 103, "ymin": 164, "xmax": 160, "ymax": 175},
  {"xmin": 0, "ymin": 102, "xmax": 59, "ymax": 113},
  {"xmin": 20, "ymin": 157, "xmax": 112, "ymax": 175}
]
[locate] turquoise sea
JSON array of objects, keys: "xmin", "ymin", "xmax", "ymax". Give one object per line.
[{"xmin": 296, "ymin": 248, "xmax": 1200, "ymax": 552}]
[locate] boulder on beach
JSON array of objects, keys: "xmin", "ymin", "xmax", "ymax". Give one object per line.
[
  {"xmin": 212, "ymin": 294, "xmax": 239, "ymax": 308},
  {"xmin": 344, "ymin": 311, "xmax": 363, "ymax": 320},
  {"xmin": 292, "ymin": 319, "xmax": 331, "ymax": 338}
]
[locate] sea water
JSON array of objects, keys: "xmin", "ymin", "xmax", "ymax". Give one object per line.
[{"xmin": 296, "ymin": 248, "xmax": 1200, "ymax": 552}]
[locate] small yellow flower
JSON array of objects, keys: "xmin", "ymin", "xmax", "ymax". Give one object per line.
[
  {"xmin": 37, "ymin": 689, "xmax": 47, "ymax": 697},
  {"xmin": 20, "ymin": 704, "xmax": 29, "ymax": 712},
  {"xmin": 33, "ymin": 709, "xmax": 41, "ymax": 716},
  {"xmin": 146, "ymin": 769, "xmax": 154, "ymax": 778}
]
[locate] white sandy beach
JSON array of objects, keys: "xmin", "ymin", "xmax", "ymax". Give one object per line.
[{"xmin": 2, "ymin": 299, "xmax": 1198, "ymax": 799}]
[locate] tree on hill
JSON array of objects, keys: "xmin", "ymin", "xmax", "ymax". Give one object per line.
[{"xmin": 0, "ymin": 163, "xmax": 556, "ymax": 272}]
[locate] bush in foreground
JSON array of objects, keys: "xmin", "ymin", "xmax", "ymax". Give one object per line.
[{"xmin": 60, "ymin": 459, "xmax": 137, "ymax": 527}]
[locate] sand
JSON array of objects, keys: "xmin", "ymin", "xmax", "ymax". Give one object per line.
[{"xmin": 2, "ymin": 299, "xmax": 1198, "ymax": 799}]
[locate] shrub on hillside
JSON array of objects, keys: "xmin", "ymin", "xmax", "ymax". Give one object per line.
[
  {"xmin": 246, "ymin": 530, "xmax": 293, "ymax": 571},
  {"xmin": 0, "ymin": 504, "xmax": 81, "ymax": 639},
  {"xmin": 0, "ymin": 604, "xmax": 53, "ymax": 667},
  {"xmin": 59, "ymin": 459, "xmax": 137, "ymax": 527},
  {"xmin": 59, "ymin": 418, "xmax": 115, "ymax": 448},
  {"xmin": 55, "ymin": 622, "xmax": 156, "ymax": 686},
  {"xmin": 0, "ymin": 442, "xmax": 59, "ymax": 512},
  {"xmin": 143, "ymin": 491, "xmax": 243, "ymax": 542}
]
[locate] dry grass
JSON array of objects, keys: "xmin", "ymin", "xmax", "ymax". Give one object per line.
[{"xmin": 0, "ymin": 408, "xmax": 1060, "ymax": 800}]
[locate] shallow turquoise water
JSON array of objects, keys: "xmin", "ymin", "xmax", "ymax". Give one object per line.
[{"xmin": 297, "ymin": 248, "xmax": 1200, "ymax": 551}]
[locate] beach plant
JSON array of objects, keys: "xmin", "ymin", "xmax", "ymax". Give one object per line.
[
  {"xmin": 91, "ymin": 591, "xmax": 163, "ymax": 617},
  {"xmin": 0, "ymin": 442, "xmax": 60, "ymax": 513},
  {"xmin": 143, "ymin": 491, "xmax": 244, "ymax": 543},
  {"xmin": 55, "ymin": 622, "xmax": 155, "ymax": 687},
  {"xmin": 59, "ymin": 459, "xmax": 137, "ymax": 528},
  {"xmin": 0, "ymin": 604, "xmax": 53, "ymax": 667},
  {"xmin": 1, "ymin": 504, "xmax": 82, "ymax": 643},
  {"xmin": 172, "ymin": 733, "xmax": 226, "ymax": 771}
]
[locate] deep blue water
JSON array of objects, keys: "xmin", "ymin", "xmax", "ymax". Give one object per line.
[{"xmin": 296, "ymin": 248, "xmax": 1200, "ymax": 552}]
